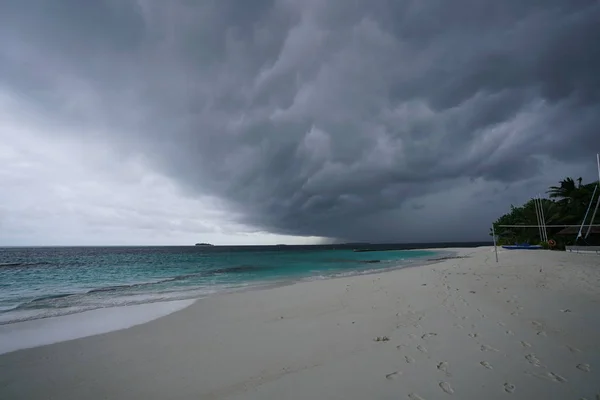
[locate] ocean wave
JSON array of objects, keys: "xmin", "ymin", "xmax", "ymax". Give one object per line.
[
  {"xmin": 30, "ymin": 293, "xmax": 77, "ymax": 303},
  {"xmin": 0, "ymin": 261, "xmax": 52, "ymax": 268},
  {"xmin": 0, "ymin": 285, "xmax": 236, "ymax": 325},
  {"xmin": 1, "ymin": 264, "xmax": 274, "ymax": 315},
  {"xmin": 7, "ymin": 271, "xmax": 243, "ymax": 312},
  {"xmin": 87, "ymin": 278, "xmax": 178, "ymax": 294},
  {"xmin": 6, "ymin": 258, "xmax": 415, "ymax": 308},
  {"xmin": 0, "ymin": 255, "xmax": 431, "ymax": 323},
  {"xmin": 84, "ymin": 265, "xmax": 271, "ymax": 294},
  {"xmin": 84, "ymin": 266, "xmax": 272, "ymax": 294},
  {"xmin": 205, "ymin": 264, "xmax": 272, "ymax": 276},
  {"xmin": 0, "ymin": 304, "xmax": 21, "ymax": 312},
  {"xmin": 4, "ymin": 280, "xmax": 173, "ymax": 312},
  {"xmin": 10, "ymin": 294, "xmax": 81, "ymax": 311}
]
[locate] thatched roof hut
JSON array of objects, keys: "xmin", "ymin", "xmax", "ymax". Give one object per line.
[
  {"xmin": 556, "ymin": 227, "xmax": 600, "ymax": 235},
  {"xmin": 556, "ymin": 226, "xmax": 600, "ymax": 245}
]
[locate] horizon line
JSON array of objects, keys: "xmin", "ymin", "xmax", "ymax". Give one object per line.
[{"xmin": 0, "ymin": 241, "xmax": 492, "ymax": 248}]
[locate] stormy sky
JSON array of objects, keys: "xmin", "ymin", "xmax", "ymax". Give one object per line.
[{"xmin": 1, "ymin": 0, "xmax": 599, "ymax": 246}]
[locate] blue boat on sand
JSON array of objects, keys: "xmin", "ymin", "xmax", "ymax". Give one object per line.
[{"xmin": 502, "ymin": 244, "xmax": 543, "ymax": 250}]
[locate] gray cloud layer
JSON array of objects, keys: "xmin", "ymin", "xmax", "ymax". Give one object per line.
[{"xmin": 2, "ymin": 0, "xmax": 599, "ymax": 243}]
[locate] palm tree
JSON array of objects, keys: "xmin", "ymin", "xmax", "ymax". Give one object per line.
[
  {"xmin": 539, "ymin": 199, "xmax": 561, "ymax": 225},
  {"xmin": 494, "ymin": 177, "xmax": 599, "ymax": 248},
  {"xmin": 547, "ymin": 177, "xmax": 577, "ymax": 203}
]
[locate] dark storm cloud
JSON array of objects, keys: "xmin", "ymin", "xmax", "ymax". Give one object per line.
[{"xmin": 1, "ymin": 0, "xmax": 599, "ymax": 242}]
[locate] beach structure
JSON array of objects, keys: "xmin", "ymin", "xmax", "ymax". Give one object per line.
[
  {"xmin": 492, "ymin": 153, "xmax": 600, "ymax": 257},
  {"xmin": 557, "ymin": 226, "xmax": 600, "ymax": 248}
]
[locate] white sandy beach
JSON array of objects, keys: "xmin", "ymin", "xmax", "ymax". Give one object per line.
[{"xmin": 1, "ymin": 247, "xmax": 599, "ymax": 399}]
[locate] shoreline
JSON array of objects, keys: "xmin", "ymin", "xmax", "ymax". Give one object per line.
[
  {"xmin": 0, "ymin": 247, "xmax": 446, "ymax": 329},
  {"xmin": 0, "ymin": 248, "xmax": 450, "ymax": 354},
  {"xmin": 0, "ymin": 247, "xmax": 465, "ymax": 357},
  {"xmin": 2, "ymin": 247, "xmax": 598, "ymax": 399},
  {"xmin": 0, "ymin": 299, "xmax": 196, "ymax": 356}
]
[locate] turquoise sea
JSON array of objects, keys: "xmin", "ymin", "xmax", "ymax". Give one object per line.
[{"xmin": 0, "ymin": 244, "xmax": 481, "ymax": 324}]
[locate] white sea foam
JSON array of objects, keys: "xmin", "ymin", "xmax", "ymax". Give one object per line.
[
  {"xmin": 0, "ymin": 299, "xmax": 195, "ymax": 355},
  {"xmin": 0, "ymin": 285, "xmax": 233, "ymax": 325}
]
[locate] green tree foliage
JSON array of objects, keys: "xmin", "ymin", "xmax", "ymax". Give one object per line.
[{"xmin": 491, "ymin": 178, "xmax": 599, "ymax": 247}]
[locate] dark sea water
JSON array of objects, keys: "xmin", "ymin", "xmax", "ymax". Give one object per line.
[{"xmin": 0, "ymin": 243, "xmax": 488, "ymax": 324}]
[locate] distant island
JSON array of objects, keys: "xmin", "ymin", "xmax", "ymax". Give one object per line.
[{"xmin": 194, "ymin": 243, "xmax": 214, "ymax": 247}]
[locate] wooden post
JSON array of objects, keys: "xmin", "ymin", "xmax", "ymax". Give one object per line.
[{"xmin": 492, "ymin": 224, "xmax": 499, "ymax": 263}]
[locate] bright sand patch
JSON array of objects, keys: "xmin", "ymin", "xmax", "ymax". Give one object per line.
[{"xmin": 0, "ymin": 247, "xmax": 599, "ymax": 399}]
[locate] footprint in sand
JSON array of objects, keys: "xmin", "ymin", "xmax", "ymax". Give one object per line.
[
  {"xmin": 537, "ymin": 331, "xmax": 547, "ymax": 337},
  {"xmin": 421, "ymin": 333, "xmax": 438, "ymax": 339},
  {"xmin": 481, "ymin": 344, "xmax": 499, "ymax": 352},
  {"xmin": 439, "ymin": 381, "xmax": 454, "ymax": 394},
  {"xmin": 506, "ymin": 330, "xmax": 514, "ymax": 335},
  {"xmin": 468, "ymin": 333, "xmax": 478, "ymax": 338},
  {"xmin": 567, "ymin": 345, "xmax": 581, "ymax": 353},
  {"xmin": 548, "ymin": 372, "xmax": 568, "ymax": 383},
  {"xmin": 504, "ymin": 382, "xmax": 516, "ymax": 393},
  {"xmin": 480, "ymin": 361, "xmax": 493, "ymax": 370},
  {"xmin": 404, "ymin": 355, "xmax": 415, "ymax": 364},
  {"xmin": 525, "ymin": 354, "xmax": 543, "ymax": 367},
  {"xmin": 385, "ymin": 371, "xmax": 402, "ymax": 380},
  {"xmin": 521, "ymin": 341, "xmax": 532, "ymax": 348},
  {"xmin": 453, "ymin": 323, "xmax": 464, "ymax": 329},
  {"xmin": 576, "ymin": 363, "xmax": 591, "ymax": 372},
  {"xmin": 527, "ymin": 371, "xmax": 568, "ymax": 383},
  {"xmin": 437, "ymin": 361, "xmax": 451, "ymax": 376},
  {"xmin": 408, "ymin": 393, "xmax": 425, "ymax": 400},
  {"xmin": 417, "ymin": 345, "xmax": 428, "ymax": 354}
]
